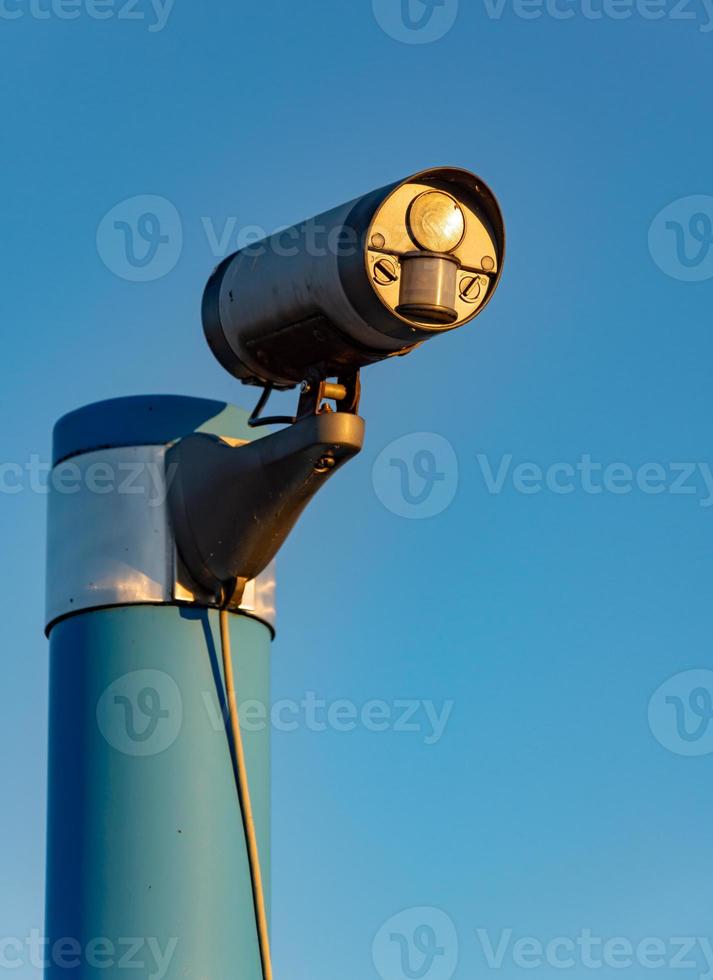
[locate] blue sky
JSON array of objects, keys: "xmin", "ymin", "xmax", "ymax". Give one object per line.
[{"xmin": 2, "ymin": 1, "xmax": 713, "ymax": 978}]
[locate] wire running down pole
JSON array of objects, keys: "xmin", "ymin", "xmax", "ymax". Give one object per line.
[{"xmin": 219, "ymin": 608, "xmax": 273, "ymax": 980}]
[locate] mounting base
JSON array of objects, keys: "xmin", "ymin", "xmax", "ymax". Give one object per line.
[{"xmin": 167, "ymin": 410, "xmax": 365, "ymax": 604}]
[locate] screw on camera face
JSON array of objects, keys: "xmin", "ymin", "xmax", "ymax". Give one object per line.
[
  {"xmin": 459, "ymin": 275, "xmax": 483, "ymax": 303},
  {"xmin": 373, "ymin": 257, "xmax": 399, "ymax": 285}
]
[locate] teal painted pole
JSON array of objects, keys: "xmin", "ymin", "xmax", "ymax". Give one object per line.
[{"xmin": 44, "ymin": 397, "xmax": 274, "ymax": 980}]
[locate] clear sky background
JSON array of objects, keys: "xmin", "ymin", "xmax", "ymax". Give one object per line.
[{"xmin": 2, "ymin": 1, "xmax": 713, "ymax": 978}]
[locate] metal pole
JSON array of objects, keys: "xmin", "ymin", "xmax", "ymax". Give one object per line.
[{"xmin": 44, "ymin": 396, "xmax": 275, "ymax": 980}]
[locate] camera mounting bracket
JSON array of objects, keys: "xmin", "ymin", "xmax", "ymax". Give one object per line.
[
  {"xmin": 167, "ymin": 394, "xmax": 364, "ymax": 607},
  {"xmin": 247, "ymin": 369, "xmax": 362, "ymax": 428}
]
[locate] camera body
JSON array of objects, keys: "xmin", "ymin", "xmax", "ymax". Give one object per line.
[{"xmin": 203, "ymin": 166, "xmax": 505, "ymax": 390}]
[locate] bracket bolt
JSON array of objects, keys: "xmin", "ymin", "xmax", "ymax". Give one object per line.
[{"xmin": 314, "ymin": 455, "xmax": 336, "ymax": 473}]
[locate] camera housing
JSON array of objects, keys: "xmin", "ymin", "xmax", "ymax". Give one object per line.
[{"xmin": 203, "ymin": 166, "xmax": 505, "ymax": 390}]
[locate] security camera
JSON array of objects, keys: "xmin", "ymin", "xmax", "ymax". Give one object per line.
[
  {"xmin": 203, "ymin": 166, "xmax": 505, "ymax": 391},
  {"xmin": 170, "ymin": 167, "xmax": 505, "ymax": 600}
]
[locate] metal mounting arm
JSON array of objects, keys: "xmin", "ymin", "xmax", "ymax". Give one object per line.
[{"xmin": 167, "ymin": 409, "xmax": 365, "ymax": 605}]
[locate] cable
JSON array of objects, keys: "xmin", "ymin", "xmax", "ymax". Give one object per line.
[
  {"xmin": 248, "ymin": 383, "xmax": 295, "ymax": 428},
  {"xmin": 219, "ymin": 607, "xmax": 273, "ymax": 980}
]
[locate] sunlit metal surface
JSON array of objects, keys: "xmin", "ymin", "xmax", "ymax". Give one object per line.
[
  {"xmin": 366, "ymin": 171, "xmax": 502, "ymax": 329},
  {"xmin": 407, "ymin": 191, "xmax": 465, "ymax": 253},
  {"xmin": 45, "ymin": 445, "xmax": 277, "ymax": 635}
]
